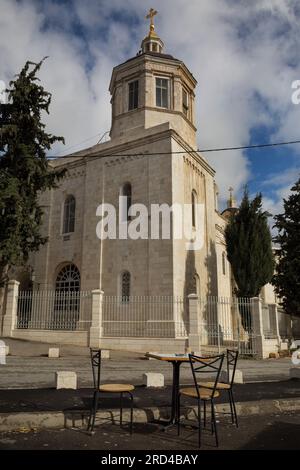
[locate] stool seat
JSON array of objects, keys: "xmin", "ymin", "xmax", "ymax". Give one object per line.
[
  {"xmin": 99, "ymin": 383, "xmax": 135, "ymax": 393},
  {"xmin": 180, "ymin": 387, "xmax": 220, "ymax": 400},
  {"xmin": 198, "ymin": 381, "xmax": 230, "ymax": 390}
]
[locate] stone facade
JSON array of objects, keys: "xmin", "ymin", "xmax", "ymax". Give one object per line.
[{"xmin": 27, "ymin": 26, "xmax": 233, "ymax": 302}]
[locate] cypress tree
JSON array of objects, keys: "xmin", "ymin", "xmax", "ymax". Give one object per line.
[
  {"xmin": 0, "ymin": 58, "xmax": 65, "ymax": 314},
  {"xmin": 225, "ymin": 189, "xmax": 275, "ymax": 330},
  {"xmin": 272, "ymin": 176, "xmax": 300, "ymax": 317}
]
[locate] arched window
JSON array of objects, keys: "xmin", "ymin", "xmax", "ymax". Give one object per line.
[
  {"xmin": 55, "ymin": 264, "xmax": 80, "ymax": 292},
  {"xmin": 192, "ymin": 190, "xmax": 197, "ymax": 228},
  {"xmin": 222, "ymin": 252, "xmax": 226, "ymax": 275},
  {"xmin": 54, "ymin": 264, "xmax": 80, "ymax": 330},
  {"xmin": 189, "ymin": 272, "xmax": 200, "ymax": 295},
  {"xmin": 63, "ymin": 195, "xmax": 76, "ymax": 234},
  {"xmin": 120, "ymin": 183, "xmax": 132, "ymax": 222},
  {"xmin": 121, "ymin": 271, "xmax": 131, "ymax": 302}
]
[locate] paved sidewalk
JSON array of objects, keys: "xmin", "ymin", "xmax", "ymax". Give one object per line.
[
  {"xmin": 0, "ymin": 379, "xmax": 299, "ymax": 432},
  {"xmin": 0, "ymin": 338, "xmax": 295, "ymax": 388},
  {"xmin": 0, "ymin": 381, "xmax": 299, "ymax": 413},
  {"xmin": 0, "ymin": 411, "xmax": 299, "ymax": 450}
]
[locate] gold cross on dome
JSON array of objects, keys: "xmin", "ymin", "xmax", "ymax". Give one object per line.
[{"xmin": 146, "ymin": 8, "xmax": 158, "ymax": 32}]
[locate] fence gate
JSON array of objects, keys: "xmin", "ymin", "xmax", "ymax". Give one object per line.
[{"xmin": 198, "ymin": 296, "xmax": 258, "ymax": 356}]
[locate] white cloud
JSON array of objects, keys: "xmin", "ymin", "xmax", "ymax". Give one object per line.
[{"xmin": 1, "ymin": 0, "xmax": 300, "ymax": 205}]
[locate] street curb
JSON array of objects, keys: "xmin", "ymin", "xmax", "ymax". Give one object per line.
[{"xmin": 0, "ymin": 397, "xmax": 300, "ymax": 431}]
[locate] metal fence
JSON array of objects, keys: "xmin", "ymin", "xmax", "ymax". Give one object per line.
[
  {"xmin": 198, "ymin": 296, "xmax": 257, "ymax": 355},
  {"xmin": 262, "ymin": 304, "xmax": 278, "ymax": 339},
  {"xmin": 102, "ymin": 296, "xmax": 187, "ymax": 338},
  {"xmin": 16, "ymin": 290, "xmax": 92, "ymax": 331},
  {"xmin": 14, "ymin": 290, "xmax": 273, "ymax": 356}
]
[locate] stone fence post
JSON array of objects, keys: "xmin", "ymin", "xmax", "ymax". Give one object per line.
[
  {"xmin": 188, "ymin": 293, "xmax": 200, "ymax": 354},
  {"xmin": 269, "ymin": 303, "xmax": 281, "ymax": 345},
  {"xmin": 89, "ymin": 289, "xmax": 104, "ymax": 348},
  {"xmin": 251, "ymin": 297, "xmax": 266, "ymax": 359},
  {"xmin": 2, "ymin": 280, "xmax": 19, "ymax": 337}
]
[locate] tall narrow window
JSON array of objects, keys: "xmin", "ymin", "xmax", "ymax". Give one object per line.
[
  {"xmin": 120, "ymin": 183, "xmax": 132, "ymax": 222},
  {"xmin": 54, "ymin": 264, "xmax": 80, "ymax": 330},
  {"xmin": 156, "ymin": 77, "xmax": 169, "ymax": 108},
  {"xmin": 182, "ymin": 89, "xmax": 189, "ymax": 116},
  {"xmin": 128, "ymin": 80, "xmax": 139, "ymax": 110},
  {"xmin": 121, "ymin": 271, "xmax": 130, "ymax": 302},
  {"xmin": 192, "ymin": 190, "xmax": 197, "ymax": 228},
  {"xmin": 63, "ymin": 195, "xmax": 75, "ymax": 234},
  {"xmin": 222, "ymin": 252, "xmax": 226, "ymax": 275}
]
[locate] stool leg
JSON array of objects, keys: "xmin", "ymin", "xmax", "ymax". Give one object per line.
[
  {"xmin": 228, "ymin": 389, "xmax": 234, "ymax": 423},
  {"xmin": 198, "ymin": 400, "xmax": 201, "ymax": 448},
  {"xmin": 120, "ymin": 392, "xmax": 123, "ymax": 426},
  {"xmin": 89, "ymin": 391, "xmax": 99, "ymax": 433},
  {"xmin": 211, "ymin": 400, "xmax": 219, "ymax": 447},
  {"xmin": 230, "ymin": 389, "xmax": 238, "ymax": 428},
  {"xmin": 177, "ymin": 393, "xmax": 181, "ymax": 436}
]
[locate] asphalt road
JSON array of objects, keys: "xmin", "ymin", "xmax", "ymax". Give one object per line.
[{"xmin": 0, "ymin": 411, "xmax": 299, "ymax": 450}]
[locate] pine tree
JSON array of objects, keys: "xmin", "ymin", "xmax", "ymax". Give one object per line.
[
  {"xmin": 272, "ymin": 177, "xmax": 300, "ymax": 317},
  {"xmin": 225, "ymin": 189, "xmax": 275, "ymax": 330},
  {"xmin": 0, "ymin": 58, "xmax": 65, "ymax": 314}
]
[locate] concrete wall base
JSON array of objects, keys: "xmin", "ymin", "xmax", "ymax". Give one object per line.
[
  {"xmin": 12, "ymin": 329, "xmax": 89, "ymax": 346},
  {"xmin": 98, "ymin": 337, "xmax": 188, "ymax": 353}
]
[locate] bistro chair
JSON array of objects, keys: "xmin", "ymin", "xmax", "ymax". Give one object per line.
[
  {"xmin": 198, "ymin": 349, "xmax": 239, "ymax": 427},
  {"xmin": 87, "ymin": 348, "xmax": 135, "ymax": 434},
  {"xmin": 177, "ymin": 353, "xmax": 224, "ymax": 448}
]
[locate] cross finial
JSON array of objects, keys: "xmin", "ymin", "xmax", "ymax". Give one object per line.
[
  {"xmin": 146, "ymin": 8, "xmax": 158, "ymax": 33},
  {"xmin": 228, "ymin": 187, "xmax": 236, "ymax": 208}
]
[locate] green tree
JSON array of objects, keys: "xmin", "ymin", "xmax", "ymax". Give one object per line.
[
  {"xmin": 225, "ymin": 189, "xmax": 275, "ymax": 330},
  {"xmin": 272, "ymin": 176, "xmax": 300, "ymax": 317},
  {"xmin": 0, "ymin": 58, "xmax": 65, "ymax": 315}
]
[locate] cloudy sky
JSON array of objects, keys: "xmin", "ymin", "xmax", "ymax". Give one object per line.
[{"xmin": 1, "ymin": 0, "xmax": 300, "ymax": 214}]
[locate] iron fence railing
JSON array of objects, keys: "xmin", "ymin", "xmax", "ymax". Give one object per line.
[
  {"xmin": 14, "ymin": 290, "xmax": 277, "ymax": 356},
  {"xmin": 102, "ymin": 295, "xmax": 187, "ymax": 338},
  {"xmin": 198, "ymin": 296, "xmax": 257, "ymax": 355},
  {"xmin": 16, "ymin": 290, "xmax": 92, "ymax": 331},
  {"xmin": 262, "ymin": 304, "xmax": 278, "ymax": 339}
]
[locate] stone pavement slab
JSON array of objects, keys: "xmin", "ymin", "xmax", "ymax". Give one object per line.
[{"xmin": 0, "ymin": 338, "xmax": 295, "ymax": 388}]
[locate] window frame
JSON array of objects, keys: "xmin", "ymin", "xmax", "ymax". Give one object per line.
[
  {"xmin": 62, "ymin": 195, "xmax": 76, "ymax": 235},
  {"xmin": 120, "ymin": 270, "xmax": 131, "ymax": 303},
  {"xmin": 192, "ymin": 190, "xmax": 197, "ymax": 229},
  {"xmin": 128, "ymin": 79, "xmax": 139, "ymax": 111},
  {"xmin": 222, "ymin": 252, "xmax": 227, "ymax": 276},
  {"xmin": 155, "ymin": 76, "xmax": 171, "ymax": 109},
  {"xmin": 55, "ymin": 263, "xmax": 80, "ymax": 293},
  {"xmin": 182, "ymin": 88, "xmax": 189, "ymax": 117},
  {"xmin": 120, "ymin": 182, "xmax": 132, "ymax": 223}
]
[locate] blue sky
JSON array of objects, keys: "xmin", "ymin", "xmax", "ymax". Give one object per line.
[{"xmin": 1, "ymin": 0, "xmax": 300, "ymax": 217}]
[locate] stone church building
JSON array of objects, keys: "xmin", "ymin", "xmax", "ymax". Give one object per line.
[
  {"xmin": 3, "ymin": 12, "xmax": 288, "ymax": 357},
  {"xmin": 29, "ymin": 17, "xmax": 234, "ymax": 302}
]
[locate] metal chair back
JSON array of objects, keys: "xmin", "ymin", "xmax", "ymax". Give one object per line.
[
  {"xmin": 226, "ymin": 349, "xmax": 239, "ymax": 388},
  {"xmin": 189, "ymin": 353, "xmax": 225, "ymax": 399},
  {"xmin": 90, "ymin": 348, "xmax": 102, "ymax": 390}
]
